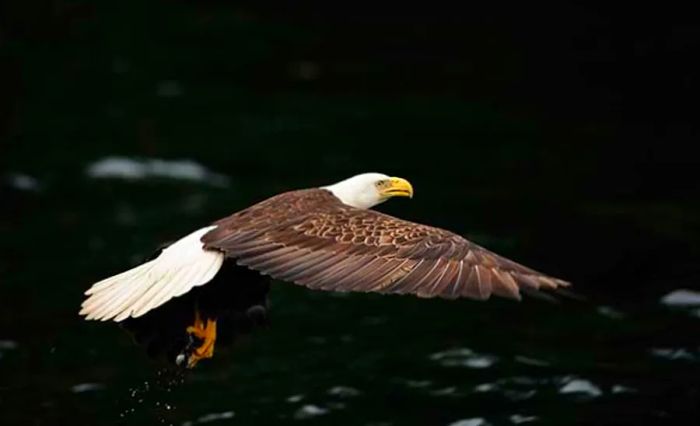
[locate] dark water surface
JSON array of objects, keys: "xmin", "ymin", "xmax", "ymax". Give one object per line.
[
  {"xmin": 2, "ymin": 170, "xmax": 699, "ymax": 425},
  {"xmin": 2, "ymin": 2, "xmax": 700, "ymax": 425}
]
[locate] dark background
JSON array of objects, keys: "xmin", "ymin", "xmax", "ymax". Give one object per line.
[{"xmin": 1, "ymin": 1, "xmax": 699, "ymax": 425}]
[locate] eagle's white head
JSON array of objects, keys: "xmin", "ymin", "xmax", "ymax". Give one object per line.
[{"xmin": 323, "ymin": 173, "xmax": 414, "ymax": 209}]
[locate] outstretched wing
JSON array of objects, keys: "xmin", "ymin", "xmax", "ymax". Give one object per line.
[{"xmin": 202, "ymin": 189, "xmax": 569, "ymax": 300}]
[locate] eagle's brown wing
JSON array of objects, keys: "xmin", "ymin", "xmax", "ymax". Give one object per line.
[{"xmin": 202, "ymin": 189, "xmax": 569, "ymax": 300}]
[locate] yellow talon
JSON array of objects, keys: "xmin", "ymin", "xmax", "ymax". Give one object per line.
[{"xmin": 185, "ymin": 310, "xmax": 217, "ymax": 368}]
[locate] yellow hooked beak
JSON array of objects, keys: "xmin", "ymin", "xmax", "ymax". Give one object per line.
[{"xmin": 379, "ymin": 177, "xmax": 414, "ymax": 199}]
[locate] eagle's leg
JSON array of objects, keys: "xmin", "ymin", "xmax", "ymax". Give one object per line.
[{"xmin": 184, "ymin": 309, "xmax": 217, "ymax": 368}]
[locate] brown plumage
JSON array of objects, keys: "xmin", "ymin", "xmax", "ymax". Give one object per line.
[{"xmin": 202, "ymin": 189, "xmax": 569, "ymax": 301}]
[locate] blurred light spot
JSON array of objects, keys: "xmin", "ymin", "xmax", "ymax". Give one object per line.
[
  {"xmin": 505, "ymin": 389, "xmax": 537, "ymax": 401},
  {"xmin": 660, "ymin": 289, "xmax": 700, "ymax": 306},
  {"xmin": 286, "ymin": 394, "xmax": 305, "ymax": 403},
  {"xmin": 473, "ymin": 382, "xmax": 497, "ymax": 393},
  {"xmin": 597, "ymin": 306, "xmax": 625, "ymax": 319},
  {"xmin": 0, "ymin": 340, "xmax": 18, "ymax": 350},
  {"xmin": 197, "ymin": 411, "xmax": 235, "ymax": 423},
  {"xmin": 612, "ymin": 384, "xmax": 637, "ymax": 394},
  {"xmin": 71, "ymin": 383, "xmax": 105, "ymax": 393},
  {"xmin": 559, "ymin": 377, "xmax": 602, "ymax": 397},
  {"xmin": 514, "ymin": 355, "xmax": 550, "ymax": 367},
  {"xmin": 183, "ymin": 411, "xmax": 235, "ymax": 425},
  {"xmin": 6, "ymin": 173, "xmax": 40, "ymax": 191},
  {"xmin": 403, "ymin": 379, "xmax": 432, "ymax": 388},
  {"xmin": 327, "ymin": 386, "xmax": 361, "ymax": 398},
  {"xmin": 650, "ymin": 347, "xmax": 697, "ymax": 361},
  {"xmin": 294, "ymin": 404, "xmax": 329, "ymax": 420},
  {"xmin": 430, "ymin": 386, "xmax": 461, "ymax": 397},
  {"xmin": 157, "ymin": 80, "xmax": 183, "ymax": 98},
  {"xmin": 475, "ymin": 376, "xmax": 543, "ymax": 400},
  {"xmin": 86, "ymin": 156, "xmax": 230, "ymax": 187},
  {"xmin": 430, "ymin": 347, "xmax": 497, "ymax": 369},
  {"xmin": 447, "ymin": 418, "xmax": 489, "ymax": 426},
  {"xmin": 509, "ymin": 414, "xmax": 538, "ymax": 424}
]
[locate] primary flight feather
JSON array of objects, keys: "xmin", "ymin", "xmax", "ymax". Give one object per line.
[{"xmin": 81, "ymin": 173, "xmax": 569, "ymax": 368}]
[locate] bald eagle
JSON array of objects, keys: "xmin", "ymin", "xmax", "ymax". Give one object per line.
[{"xmin": 81, "ymin": 173, "xmax": 569, "ymax": 368}]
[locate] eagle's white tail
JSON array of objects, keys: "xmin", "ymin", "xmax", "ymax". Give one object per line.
[{"xmin": 80, "ymin": 226, "xmax": 224, "ymax": 322}]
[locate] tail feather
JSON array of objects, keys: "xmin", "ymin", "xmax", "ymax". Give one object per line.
[{"xmin": 80, "ymin": 226, "xmax": 224, "ymax": 322}]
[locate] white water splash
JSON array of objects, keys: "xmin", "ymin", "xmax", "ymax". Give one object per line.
[
  {"xmin": 559, "ymin": 377, "xmax": 603, "ymax": 397},
  {"xmin": 473, "ymin": 382, "xmax": 498, "ymax": 393},
  {"xmin": 650, "ymin": 347, "xmax": 697, "ymax": 361},
  {"xmin": 660, "ymin": 289, "xmax": 700, "ymax": 307},
  {"xmin": 286, "ymin": 394, "xmax": 305, "ymax": 403},
  {"xmin": 509, "ymin": 414, "xmax": 539, "ymax": 424},
  {"xmin": 447, "ymin": 418, "xmax": 490, "ymax": 426},
  {"xmin": 182, "ymin": 411, "xmax": 235, "ymax": 425},
  {"xmin": 294, "ymin": 404, "xmax": 329, "ymax": 420},
  {"xmin": 327, "ymin": 386, "xmax": 361, "ymax": 398},
  {"xmin": 430, "ymin": 348, "xmax": 497, "ymax": 369},
  {"xmin": 514, "ymin": 355, "xmax": 550, "ymax": 367},
  {"xmin": 86, "ymin": 157, "xmax": 230, "ymax": 186},
  {"xmin": 474, "ymin": 376, "xmax": 541, "ymax": 401}
]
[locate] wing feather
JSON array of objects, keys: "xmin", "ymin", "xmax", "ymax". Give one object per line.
[
  {"xmin": 81, "ymin": 227, "xmax": 224, "ymax": 322},
  {"xmin": 200, "ymin": 188, "xmax": 570, "ymax": 302}
]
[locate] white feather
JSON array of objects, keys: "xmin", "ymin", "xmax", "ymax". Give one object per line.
[
  {"xmin": 322, "ymin": 172, "xmax": 390, "ymax": 209},
  {"xmin": 80, "ymin": 226, "xmax": 224, "ymax": 322}
]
